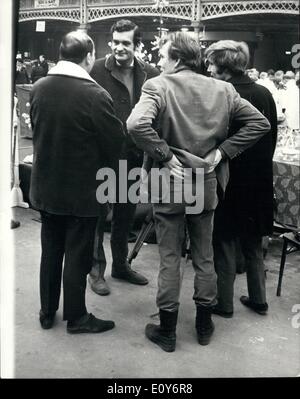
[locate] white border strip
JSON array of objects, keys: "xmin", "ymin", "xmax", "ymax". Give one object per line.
[{"xmin": 0, "ymin": 0, "xmax": 15, "ymax": 379}]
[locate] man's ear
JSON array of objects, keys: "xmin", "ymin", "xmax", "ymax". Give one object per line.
[{"xmin": 86, "ymin": 52, "xmax": 93, "ymax": 65}]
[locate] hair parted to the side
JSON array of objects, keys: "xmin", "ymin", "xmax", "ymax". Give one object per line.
[
  {"xmin": 205, "ymin": 40, "xmax": 249, "ymax": 76},
  {"xmin": 110, "ymin": 19, "xmax": 141, "ymax": 47},
  {"xmin": 59, "ymin": 31, "xmax": 94, "ymax": 64},
  {"xmin": 159, "ymin": 32, "xmax": 202, "ymax": 72}
]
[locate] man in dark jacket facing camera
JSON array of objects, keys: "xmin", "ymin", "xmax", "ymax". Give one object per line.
[{"xmin": 88, "ymin": 19, "xmax": 159, "ymax": 296}]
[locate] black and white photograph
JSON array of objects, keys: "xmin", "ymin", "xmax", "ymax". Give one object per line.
[{"xmin": 1, "ymin": 0, "xmax": 299, "ymax": 384}]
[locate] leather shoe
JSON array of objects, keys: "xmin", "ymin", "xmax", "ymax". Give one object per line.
[
  {"xmin": 39, "ymin": 310, "xmax": 55, "ymax": 329},
  {"xmin": 67, "ymin": 313, "xmax": 115, "ymax": 334},
  {"xmin": 88, "ymin": 275, "xmax": 110, "ymax": 296},
  {"xmin": 211, "ymin": 306, "xmax": 233, "ymax": 319},
  {"xmin": 240, "ymin": 296, "xmax": 268, "ymax": 315},
  {"xmin": 11, "ymin": 220, "xmax": 20, "ymax": 229},
  {"xmin": 111, "ymin": 262, "xmax": 149, "ymax": 285}
]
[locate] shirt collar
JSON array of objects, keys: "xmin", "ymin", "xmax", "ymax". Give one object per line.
[{"xmin": 115, "ymin": 59, "xmax": 134, "ymax": 68}]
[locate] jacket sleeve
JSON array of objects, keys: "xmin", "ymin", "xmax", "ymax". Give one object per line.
[
  {"xmin": 219, "ymin": 86, "xmax": 271, "ymax": 160},
  {"xmin": 91, "ymin": 89, "xmax": 125, "ymax": 164},
  {"xmin": 268, "ymin": 93, "xmax": 278, "ymax": 156},
  {"xmin": 127, "ymin": 80, "xmax": 173, "ymax": 163}
]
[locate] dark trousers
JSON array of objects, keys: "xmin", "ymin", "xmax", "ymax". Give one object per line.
[
  {"xmin": 91, "ymin": 202, "xmax": 137, "ymax": 278},
  {"xmin": 92, "ymin": 151, "xmax": 141, "ymax": 275},
  {"xmin": 213, "ymin": 232, "xmax": 266, "ymax": 313},
  {"xmin": 110, "ymin": 202, "xmax": 137, "ymax": 266},
  {"xmin": 40, "ymin": 212, "xmax": 97, "ymax": 321}
]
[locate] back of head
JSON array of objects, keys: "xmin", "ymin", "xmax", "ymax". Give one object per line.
[
  {"xmin": 284, "ymin": 70, "xmax": 295, "ymax": 80},
  {"xmin": 110, "ymin": 19, "xmax": 141, "ymax": 47},
  {"xmin": 160, "ymin": 31, "xmax": 202, "ymax": 72},
  {"xmin": 205, "ymin": 40, "xmax": 249, "ymax": 76},
  {"xmin": 59, "ymin": 30, "xmax": 94, "ymax": 64},
  {"xmin": 274, "ymin": 70, "xmax": 284, "ymax": 82},
  {"xmin": 259, "ymin": 72, "xmax": 268, "ymax": 79}
]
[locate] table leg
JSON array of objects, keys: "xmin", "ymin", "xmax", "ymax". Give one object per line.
[{"xmin": 276, "ymin": 238, "xmax": 288, "ymax": 296}]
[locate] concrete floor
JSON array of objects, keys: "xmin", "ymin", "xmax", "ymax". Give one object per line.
[{"xmin": 10, "ymin": 206, "xmax": 300, "ymax": 378}]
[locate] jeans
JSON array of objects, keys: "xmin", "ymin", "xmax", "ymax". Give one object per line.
[{"xmin": 153, "ymin": 176, "xmax": 218, "ymax": 312}]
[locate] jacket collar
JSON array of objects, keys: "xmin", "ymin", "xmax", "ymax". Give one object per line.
[
  {"xmin": 174, "ymin": 65, "xmax": 193, "ymax": 74},
  {"xmin": 48, "ymin": 60, "xmax": 97, "ymax": 83},
  {"xmin": 104, "ymin": 54, "xmax": 147, "ymax": 89},
  {"xmin": 227, "ymin": 73, "xmax": 254, "ymax": 86},
  {"xmin": 161, "ymin": 66, "xmax": 194, "ymax": 76},
  {"xmin": 104, "ymin": 54, "xmax": 145, "ymax": 73}
]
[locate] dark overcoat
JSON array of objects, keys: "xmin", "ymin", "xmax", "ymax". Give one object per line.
[
  {"xmin": 29, "ymin": 73, "xmax": 124, "ymax": 217},
  {"xmin": 215, "ymin": 74, "xmax": 278, "ymax": 236}
]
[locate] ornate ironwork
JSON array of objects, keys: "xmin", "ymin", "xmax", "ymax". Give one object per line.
[
  {"xmin": 88, "ymin": 4, "xmax": 192, "ymax": 22},
  {"xmin": 202, "ymin": 1, "xmax": 299, "ymax": 20},
  {"xmin": 19, "ymin": 0, "xmax": 299, "ymax": 23},
  {"xmin": 191, "ymin": 0, "xmax": 201, "ymax": 21},
  {"xmin": 80, "ymin": 0, "xmax": 88, "ymax": 24},
  {"xmin": 18, "ymin": 8, "xmax": 81, "ymax": 22}
]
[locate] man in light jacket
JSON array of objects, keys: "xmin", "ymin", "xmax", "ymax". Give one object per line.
[{"xmin": 127, "ymin": 32, "xmax": 270, "ymax": 352}]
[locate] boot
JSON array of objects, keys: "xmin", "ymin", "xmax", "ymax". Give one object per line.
[
  {"xmin": 195, "ymin": 305, "xmax": 215, "ymax": 346},
  {"xmin": 145, "ymin": 309, "xmax": 178, "ymax": 352},
  {"xmin": 89, "ymin": 263, "xmax": 110, "ymax": 296}
]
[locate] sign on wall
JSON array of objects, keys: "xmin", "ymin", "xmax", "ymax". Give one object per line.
[
  {"xmin": 34, "ymin": 0, "xmax": 60, "ymax": 8},
  {"xmin": 36, "ymin": 21, "xmax": 46, "ymax": 32}
]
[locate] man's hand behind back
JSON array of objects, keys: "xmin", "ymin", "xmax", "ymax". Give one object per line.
[{"xmin": 203, "ymin": 149, "xmax": 222, "ymax": 173}]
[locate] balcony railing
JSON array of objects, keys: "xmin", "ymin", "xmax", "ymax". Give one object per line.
[
  {"xmin": 87, "ymin": 0, "xmax": 186, "ymax": 4},
  {"xmin": 20, "ymin": 0, "xmax": 190, "ymax": 10},
  {"xmin": 19, "ymin": 0, "xmax": 300, "ymax": 20}
]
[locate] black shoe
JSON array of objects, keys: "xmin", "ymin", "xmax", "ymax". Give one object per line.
[
  {"xmin": 111, "ymin": 262, "xmax": 149, "ymax": 285},
  {"xmin": 67, "ymin": 313, "xmax": 115, "ymax": 334},
  {"xmin": 11, "ymin": 220, "xmax": 20, "ymax": 229},
  {"xmin": 196, "ymin": 306, "xmax": 215, "ymax": 345},
  {"xmin": 211, "ymin": 306, "xmax": 233, "ymax": 319},
  {"xmin": 240, "ymin": 296, "xmax": 268, "ymax": 315},
  {"xmin": 39, "ymin": 310, "xmax": 55, "ymax": 329}
]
